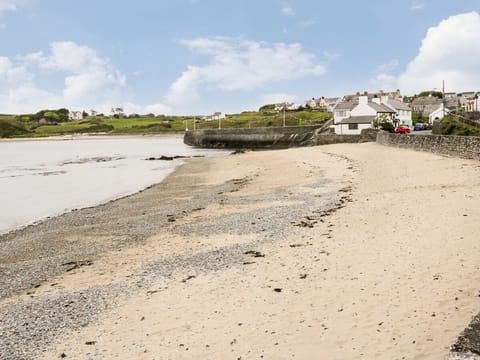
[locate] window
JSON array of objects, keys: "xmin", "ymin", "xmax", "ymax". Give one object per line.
[
  {"xmin": 348, "ymin": 123, "xmax": 358, "ymax": 130},
  {"xmin": 336, "ymin": 111, "xmax": 346, "ymax": 117}
]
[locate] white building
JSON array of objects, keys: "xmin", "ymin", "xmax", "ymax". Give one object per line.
[
  {"xmin": 69, "ymin": 111, "xmax": 83, "ymax": 121},
  {"xmin": 204, "ymin": 112, "xmax": 226, "ymax": 121},
  {"xmin": 373, "ymin": 96, "xmax": 412, "ymax": 127},
  {"xmin": 333, "ymin": 101, "xmax": 356, "ymax": 124},
  {"xmin": 429, "ymin": 105, "xmax": 451, "ymax": 123},
  {"xmin": 335, "ymin": 115, "xmax": 376, "ymax": 135}
]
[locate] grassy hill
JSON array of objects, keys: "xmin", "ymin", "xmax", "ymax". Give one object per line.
[
  {"xmin": 439, "ymin": 114, "xmax": 480, "ymax": 136},
  {"xmin": 0, "ymin": 108, "xmax": 332, "ymax": 138}
]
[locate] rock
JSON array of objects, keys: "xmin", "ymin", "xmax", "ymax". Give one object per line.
[
  {"xmin": 62, "ymin": 260, "xmax": 93, "ymax": 272},
  {"xmin": 244, "ymin": 250, "xmax": 265, "ymax": 258}
]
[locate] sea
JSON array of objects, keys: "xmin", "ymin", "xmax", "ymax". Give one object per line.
[{"xmin": 0, "ymin": 136, "xmax": 227, "ymax": 235}]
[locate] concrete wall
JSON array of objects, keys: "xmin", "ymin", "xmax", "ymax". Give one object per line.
[
  {"xmin": 184, "ymin": 126, "xmax": 378, "ymax": 149},
  {"xmin": 377, "ymin": 132, "xmax": 480, "ymax": 160},
  {"xmin": 184, "ymin": 126, "xmax": 322, "ymax": 149}
]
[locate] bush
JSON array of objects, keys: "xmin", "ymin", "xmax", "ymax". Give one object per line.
[
  {"xmin": 259, "ymin": 104, "xmax": 275, "ymax": 112},
  {"xmin": 0, "ymin": 120, "xmax": 30, "ymax": 138},
  {"xmin": 380, "ymin": 122, "xmax": 395, "ymax": 133}
]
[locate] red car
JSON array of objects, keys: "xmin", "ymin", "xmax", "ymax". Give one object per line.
[{"xmin": 395, "ymin": 126, "xmax": 411, "ymax": 134}]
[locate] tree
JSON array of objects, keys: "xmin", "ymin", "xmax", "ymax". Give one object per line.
[
  {"xmin": 111, "ymin": 107, "xmax": 125, "ymax": 117},
  {"xmin": 418, "ymin": 91, "xmax": 443, "ymax": 99},
  {"xmin": 43, "ymin": 111, "xmax": 60, "ymax": 122},
  {"xmin": 56, "ymin": 108, "xmax": 69, "ymax": 122}
]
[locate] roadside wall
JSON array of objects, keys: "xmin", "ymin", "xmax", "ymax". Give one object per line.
[{"xmin": 377, "ymin": 132, "xmax": 480, "ymax": 160}]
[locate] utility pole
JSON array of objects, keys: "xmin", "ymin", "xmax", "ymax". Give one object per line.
[
  {"xmin": 442, "ymin": 80, "xmax": 446, "ymax": 119},
  {"xmin": 283, "ymin": 103, "xmax": 286, "ymax": 127},
  {"xmin": 193, "ymin": 115, "xmax": 196, "ymax": 130}
]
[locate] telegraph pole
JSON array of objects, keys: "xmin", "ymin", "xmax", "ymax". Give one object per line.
[{"xmin": 442, "ymin": 80, "xmax": 446, "ymax": 119}]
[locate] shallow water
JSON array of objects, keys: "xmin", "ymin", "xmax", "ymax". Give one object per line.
[{"xmin": 0, "ymin": 136, "xmax": 226, "ymax": 234}]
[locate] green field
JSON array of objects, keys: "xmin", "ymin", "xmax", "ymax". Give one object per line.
[{"xmin": 0, "ymin": 109, "xmax": 332, "ymax": 138}]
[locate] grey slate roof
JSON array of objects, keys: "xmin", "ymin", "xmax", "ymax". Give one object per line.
[
  {"xmin": 340, "ymin": 116, "xmax": 375, "ymax": 124},
  {"xmin": 411, "ymin": 97, "xmax": 442, "ymax": 106},
  {"xmin": 334, "ymin": 101, "xmax": 357, "ymax": 111},
  {"xmin": 368, "ymin": 102, "xmax": 396, "ymax": 113},
  {"xmin": 386, "ymin": 99, "xmax": 411, "ymax": 111}
]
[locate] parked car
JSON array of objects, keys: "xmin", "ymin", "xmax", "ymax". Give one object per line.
[
  {"xmin": 395, "ymin": 126, "xmax": 411, "ymax": 134},
  {"xmin": 414, "ymin": 123, "xmax": 428, "ymax": 131}
]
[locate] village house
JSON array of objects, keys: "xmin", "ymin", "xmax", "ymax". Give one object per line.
[
  {"xmin": 274, "ymin": 103, "xmax": 301, "ymax": 111},
  {"xmin": 203, "ymin": 112, "xmax": 226, "ymax": 121},
  {"xmin": 373, "ymin": 97, "xmax": 412, "ymax": 126},
  {"xmin": 429, "ymin": 104, "xmax": 451, "ymax": 123},
  {"xmin": 303, "ymin": 96, "xmax": 341, "ymax": 112},
  {"xmin": 410, "ymin": 96, "xmax": 443, "ymax": 117},
  {"xmin": 325, "ymin": 97, "xmax": 342, "ymax": 112},
  {"xmin": 68, "ymin": 111, "xmax": 83, "ymax": 121},
  {"xmin": 333, "ymin": 100, "xmax": 357, "ymax": 124},
  {"xmin": 343, "ymin": 89, "xmax": 403, "ymax": 102},
  {"xmin": 333, "ymin": 94, "xmax": 411, "ymax": 135},
  {"xmin": 458, "ymin": 92, "xmax": 479, "ymax": 112}
]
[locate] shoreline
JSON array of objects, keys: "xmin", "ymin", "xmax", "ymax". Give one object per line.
[
  {"xmin": 0, "ymin": 132, "xmax": 185, "ymax": 142},
  {"xmin": 0, "ymin": 134, "xmax": 224, "ymax": 236},
  {"xmin": 1, "ymin": 143, "xmax": 479, "ymax": 359}
]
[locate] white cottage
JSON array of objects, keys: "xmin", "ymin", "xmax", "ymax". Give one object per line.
[
  {"xmin": 334, "ymin": 96, "xmax": 395, "ymax": 135},
  {"xmin": 373, "ymin": 96, "xmax": 412, "ymax": 127},
  {"xmin": 429, "ymin": 105, "xmax": 450, "ymax": 123}
]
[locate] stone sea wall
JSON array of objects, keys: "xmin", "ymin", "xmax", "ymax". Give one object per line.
[
  {"xmin": 184, "ymin": 126, "xmax": 320, "ymax": 149},
  {"xmin": 377, "ymin": 132, "xmax": 480, "ymax": 160},
  {"xmin": 184, "ymin": 126, "xmax": 377, "ymax": 149}
]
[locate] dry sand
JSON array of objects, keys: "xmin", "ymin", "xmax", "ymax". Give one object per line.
[{"xmin": 11, "ymin": 142, "xmax": 480, "ymax": 359}]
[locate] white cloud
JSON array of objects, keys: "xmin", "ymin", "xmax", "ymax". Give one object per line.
[
  {"xmin": 323, "ymin": 51, "xmax": 340, "ymax": 63},
  {"xmin": 377, "ymin": 59, "xmax": 399, "ymax": 74},
  {"xmin": 144, "ymin": 103, "xmax": 171, "ymax": 115},
  {"xmin": 167, "ymin": 36, "xmax": 326, "ymax": 104},
  {"xmin": 0, "ymin": 56, "xmax": 31, "ymax": 88},
  {"xmin": 398, "ymin": 12, "xmax": 480, "ymax": 94},
  {"xmin": 0, "ymin": 0, "xmax": 29, "ymax": 14},
  {"xmin": 260, "ymin": 93, "xmax": 297, "ymax": 105},
  {"xmin": 298, "ymin": 19, "xmax": 315, "ymax": 28},
  {"xmin": 410, "ymin": 2, "xmax": 426, "ymax": 11},
  {"xmin": 281, "ymin": 4, "xmax": 295, "ymax": 17},
  {"xmin": 371, "ymin": 59, "xmax": 399, "ymax": 90},
  {"xmin": 0, "ymin": 41, "xmax": 170, "ymax": 115}
]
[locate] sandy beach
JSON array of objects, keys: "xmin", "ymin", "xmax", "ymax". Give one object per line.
[{"xmin": 1, "ymin": 142, "xmax": 479, "ymax": 359}]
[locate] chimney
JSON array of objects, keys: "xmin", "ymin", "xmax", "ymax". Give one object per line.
[
  {"xmin": 364, "ymin": 91, "xmax": 368, "ymax": 96},
  {"xmin": 372, "ymin": 98, "xmax": 380, "ymax": 104},
  {"xmin": 359, "ymin": 95, "xmax": 368, "ymax": 105},
  {"xmin": 381, "ymin": 96, "xmax": 389, "ymax": 104}
]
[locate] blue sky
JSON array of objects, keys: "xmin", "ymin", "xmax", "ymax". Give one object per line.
[{"xmin": 0, "ymin": 0, "xmax": 479, "ymax": 115}]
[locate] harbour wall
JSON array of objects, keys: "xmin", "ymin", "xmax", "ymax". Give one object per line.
[{"xmin": 183, "ymin": 126, "xmax": 377, "ymax": 149}]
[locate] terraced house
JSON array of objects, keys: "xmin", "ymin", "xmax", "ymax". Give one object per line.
[{"xmin": 333, "ymin": 94, "xmax": 412, "ymax": 135}]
